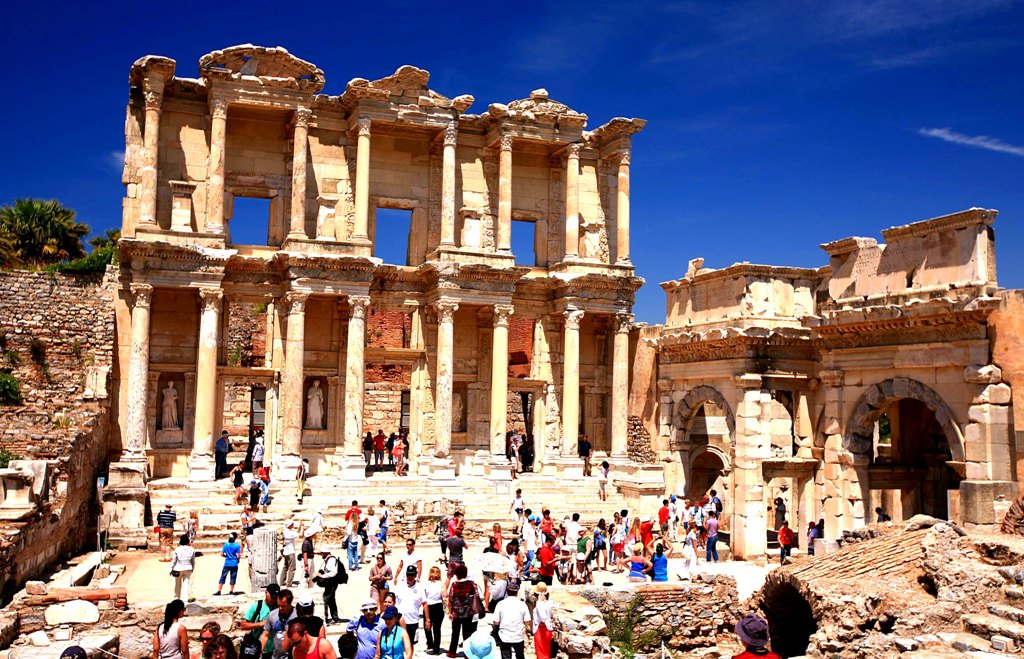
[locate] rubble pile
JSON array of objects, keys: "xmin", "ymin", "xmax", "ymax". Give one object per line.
[
  {"xmin": 626, "ymin": 416, "xmax": 657, "ymax": 464},
  {"xmin": 749, "ymin": 515, "xmax": 1024, "ymax": 657}
]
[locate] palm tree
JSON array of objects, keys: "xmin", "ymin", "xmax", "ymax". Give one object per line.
[
  {"xmin": 87, "ymin": 228, "xmax": 121, "ymax": 250},
  {"xmin": 0, "ymin": 199, "xmax": 89, "ymax": 265},
  {"xmin": 0, "ymin": 232, "xmax": 19, "ymax": 269}
]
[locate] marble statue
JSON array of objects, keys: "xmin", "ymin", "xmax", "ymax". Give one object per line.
[
  {"xmin": 451, "ymin": 391, "xmax": 464, "ymax": 432},
  {"xmin": 306, "ymin": 379, "xmax": 324, "ymax": 429},
  {"xmin": 161, "ymin": 382, "xmax": 179, "ymax": 430}
]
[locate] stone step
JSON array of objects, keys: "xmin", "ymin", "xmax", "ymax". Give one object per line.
[
  {"xmin": 963, "ymin": 613, "xmax": 1024, "ymax": 643},
  {"xmin": 1006, "ymin": 585, "xmax": 1024, "ymax": 601},
  {"xmin": 951, "ymin": 632, "xmax": 998, "ymax": 653},
  {"xmin": 988, "ymin": 603, "xmax": 1024, "ymax": 626}
]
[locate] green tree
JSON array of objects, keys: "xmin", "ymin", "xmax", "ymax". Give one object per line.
[
  {"xmin": 0, "ymin": 198, "xmax": 89, "ymax": 265},
  {"xmin": 0, "ymin": 231, "xmax": 19, "ymax": 269},
  {"xmin": 87, "ymin": 228, "xmax": 121, "ymax": 250}
]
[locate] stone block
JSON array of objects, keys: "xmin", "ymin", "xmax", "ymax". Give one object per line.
[
  {"xmin": 964, "ymin": 439, "xmax": 989, "ymax": 462},
  {"xmin": 25, "ymin": 581, "xmax": 46, "ymax": 595},
  {"xmin": 965, "ymin": 461, "xmax": 989, "ymax": 480},
  {"xmin": 44, "ymin": 600, "xmax": 100, "ymax": 626},
  {"xmin": 965, "ymin": 364, "xmax": 1002, "ymax": 384},
  {"xmin": 29, "ymin": 631, "xmax": 50, "ymax": 647},
  {"xmin": 974, "ymin": 383, "xmax": 1012, "ymax": 405},
  {"xmin": 960, "ymin": 480, "xmax": 1017, "ymax": 525}
]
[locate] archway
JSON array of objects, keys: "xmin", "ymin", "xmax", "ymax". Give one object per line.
[
  {"xmin": 844, "ymin": 378, "xmax": 963, "ymax": 520},
  {"xmin": 761, "ymin": 581, "xmax": 817, "ymax": 657},
  {"xmin": 687, "ymin": 447, "xmax": 728, "ymax": 500}
]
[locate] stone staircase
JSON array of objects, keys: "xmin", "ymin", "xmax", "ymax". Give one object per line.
[
  {"xmin": 946, "ymin": 566, "xmax": 1024, "ymax": 656},
  {"xmin": 147, "ymin": 470, "xmax": 640, "ymax": 552}
]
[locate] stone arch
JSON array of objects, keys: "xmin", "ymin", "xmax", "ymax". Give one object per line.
[
  {"xmin": 672, "ymin": 385, "xmax": 736, "ymax": 447},
  {"xmin": 843, "ymin": 377, "xmax": 964, "ymax": 463},
  {"xmin": 688, "ymin": 443, "xmax": 732, "ymax": 473}
]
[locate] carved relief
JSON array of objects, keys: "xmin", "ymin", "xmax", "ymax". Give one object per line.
[
  {"xmin": 435, "ymin": 300, "xmax": 459, "ymax": 322},
  {"xmin": 285, "ymin": 291, "xmax": 308, "ymax": 315},
  {"xmin": 493, "ymin": 304, "xmax": 514, "ymax": 328},
  {"xmin": 130, "ymin": 283, "xmax": 153, "ymax": 309}
]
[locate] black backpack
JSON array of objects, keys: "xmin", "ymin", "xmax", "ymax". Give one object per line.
[{"xmin": 239, "ymin": 632, "xmax": 262, "ymax": 659}]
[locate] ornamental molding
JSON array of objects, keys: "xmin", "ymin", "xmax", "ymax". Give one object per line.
[
  {"xmin": 434, "ymin": 299, "xmax": 460, "ymax": 322},
  {"xmin": 198, "ymin": 288, "xmax": 224, "ymax": 311},
  {"xmin": 285, "ymin": 291, "xmax": 308, "ymax": 314},
  {"xmin": 130, "ymin": 283, "xmax": 154, "ymax": 309},
  {"xmin": 493, "ymin": 304, "xmax": 515, "ymax": 327},
  {"xmin": 564, "ymin": 308, "xmax": 585, "ymax": 331}
]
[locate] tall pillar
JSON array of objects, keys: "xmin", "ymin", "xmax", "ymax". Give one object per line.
[
  {"xmin": 287, "ymin": 108, "xmax": 312, "ymax": 240},
  {"xmin": 615, "ymin": 151, "xmax": 631, "ymax": 264},
  {"xmin": 561, "ymin": 308, "xmax": 584, "ymax": 455},
  {"xmin": 496, "ymin": 135, "xmax": 513, "ymax": 252},
  {"xmin": 352, "ymin": 118, "xmax": 371, "ymax": 242},
  {"xmin": 610, "ymin": 312, "xmax": 632, "ymax": 457},
  {"xmin": 343, "ymin": 296, "xmax": 370, "ymax": 470},
  {"xmin": 433, "ymin": 300, "xmax": 459, "ymax": 458},
  {"xmin": 563, "ymin": 143, "xmax": 581, "ymax": 259},
  {"xmin": 189, "ymin": 288, "xmax": 223, "ymax": 481},
  {"xmin": 124, "ymin": 284, "xmax": 154, "ymax": 459},
  {"xmin": 206, "ymin": 98, "xmax": 228, "ymax": 235},
  {"xmin": 440, "ymin": 122, "xmax": 458, "ymax": 247},
  {"xmin": 280, "ymin": 292, "xmax": 307, "ymax": 465},
  {"xmin": 489, "ymin": 305, "xmax": 514, "ymax": 457},
  {"xmin": 138, "ymin": 79, "xmax": 166, "ymax": 229}
]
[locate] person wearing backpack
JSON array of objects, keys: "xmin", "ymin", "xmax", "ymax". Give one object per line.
[
  {"xmin": 315, "ymin": 545, "xmax": 347, "ymax": 624},
  {"xmin": 240, "ymin": 584, "xmax": 279, "ymax": 659},
  {"xmin": 710, "ymin": 489, "xmax": 724, "ymax": 514}
]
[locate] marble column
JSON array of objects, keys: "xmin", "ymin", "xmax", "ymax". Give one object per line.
[
  {"xmin": 206, "ymin": 97, "xmax": 228, "ymax": 235},
  {"xmin": 496, "ymin": 135, "xmax": 513, "ymax": 252},
  {"xmin": 433, "ymin": 300, "xmax": 459, "ymax": 458},
  {"xmin": 440, "ymin": 122, "xmax": 458, "ymax": 247},
  {"xmin": 138, "ymin": 79, "xmax": 166, "ymax": 229},
  {"xmin": 563, "ymin": 143, "xmax": 581, "ymax": 259},
  {"xmin": 124, "ymin": 284, "xmax": 154, "ymax": 459},
  {"xmin": 615, "ymin": 151, "xmax": 631, "ymax": 264},
  {"xmin": 353, "ymin": 118, "xmax": 371, "ymax": 242},
  {"xmin": 281, "ymin": 292, "xmax": 308, "ymax": 460},
  {"xmin": 344, "ymin": 296, "xmax": 370, "ymax": 455},
  {"xmin": 610, "ymin": 312, "xmax": 632, "ymax": 457},
  {"xmin": 190, "ymin": 288, "xmax": 223, "ymax": 481},
  {"xmin": 561, "ymin": 308, "xmax": 584, "ymax": 455},
  {"xmin": 489, "ymin": 305, "xmax": 514, "ymax": 456},
  {"xmin": 287, "ymin": 108, "xmax": 312, "ymax": 240}
]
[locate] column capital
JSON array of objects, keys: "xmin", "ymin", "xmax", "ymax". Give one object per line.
[
  {"xmin": 294, "ymin": 107, "xmax": 313, "ymax": 128},
  {"xmin": 210, "ymin": 97, "xmax": 229, "ymax": 120},
  {"xmin": 614, "ymin": 150, "xmax": 631, "ymax": 167},
  {"xmin": 434, "ymin": 299, "xmax": 460, "ymax": 323},
  {"xmin": 566, "ymin": 142, "xmax": 582, "ymax": 159},
  {"xmin": 198, "ymin": 288, "xmax": 224, "ymax": 311},
  {"xmin": 493, "ymin": 304, "xmax": 515, "ymax": 328},
  {"xmin": 348, "ymin": 295, "xmax": 371, "ymax": 320},
  {"xmin": 130, "ymin": 283, "xmax": 154, "ymax": 309},
  {"xmin": 285, "ymin": 291, "xmax": 309, "ymax": 315},
  {"xmin": 499, "ymin": 134, "xmax": 514, "ymax": 152},
  {"xmin": 443, "ymin": 121, "xmax": 458, "ymax": 147},
  {"xmin": 563, "ymin": 307, "xmax": 585, "ymax": 331},
  {"xmin": 614, "ymin": 312, "xmax": 634, "ymax": 334},
  {"xmin": 356, "ymin": 117, "xmax": 372, "ymax": 137},
  {"xmin": 143, "ymin": 89, "xmax": 163, "ymax": 112}
]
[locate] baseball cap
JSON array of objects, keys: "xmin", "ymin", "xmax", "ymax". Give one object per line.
[
  {"xmin": 382, "ymin": 605, "xmax": 400, "ymax": 620},
  {"xmin": 406, "ymin": 565, "xmax": 418, "ymax": 576},
  {"xmin": 296, "ymin": 593, "xmax": 314, "ymax": 608},
  {"xmin": 265, "ymin": 584, "xmax": 281, "ymax": 597},
  {"xmin": 60, "ymin": 647, "xmax": 88, "ymax": 659}
]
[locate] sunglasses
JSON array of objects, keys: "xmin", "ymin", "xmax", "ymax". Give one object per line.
[{"xmin": 201, "ymin": 637, "xmax": 214, "ymax": 642}]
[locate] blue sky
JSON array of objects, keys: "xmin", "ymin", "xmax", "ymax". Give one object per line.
[{"xmin": 2, "ymin": 0, "xmax": 1022, "ymax": 323}]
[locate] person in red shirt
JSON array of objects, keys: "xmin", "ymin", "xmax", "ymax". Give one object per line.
[
  {"xmin": 539, "ymin": 510, "xmax": 554, "ymax": 536},
  {"xmin": 373, "ymin": 430, "xmax": 386, "ymax": 470},
  {"xmin": 639, "ymin": 517, "xmax": 655, "ymax": 553},
  {"xmin": 657, "ymin": 499, "xmax": 671, "ymax": 538},
  {"xmin": 344, "ymin": 500, "xmax": 362, "ymax": 522},
  {"xmin": 777, "ymin": 520, "xmax": 794, "ymax": 565},
  {"xmin": 732, "ymin": 613, "xmax": 781, "ymax": 659},
  {"xmin": 536, "ymin": 534, "xmax": 557, "ymax": 586}
]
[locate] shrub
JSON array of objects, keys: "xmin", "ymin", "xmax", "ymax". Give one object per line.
[
  {"xmin": 606, "ymin": 594, "xmax": 660, "ymax": 659},
  {"xmin": 70, "ymin": 339, "xmax": 82, "ymax": 360},
  {"xmin": 53, "ymin": 414, "xmax": 72, "ymax": 429},
  {"xmin": 3, "ymin": 349, "xmax": 18, "ymax": 367},
  {"xmin": 45, "ymin": 245, "xmax": 116, "ymax": 274},
  {"xmin": 29, "ymin": 337, "xmax": 45, "ymax": 364},
  {"xmin": 0, "ymin": 373, "xmax": 21, "ymax": 405},
  {"xmin": 0, "ymin": 448, "xmax": 21, "ymax": 468}
]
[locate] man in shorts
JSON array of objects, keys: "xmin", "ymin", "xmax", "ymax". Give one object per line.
[
  {"xmin": 301, "ymin": 527, "xmax": 316, "ymax": 587},
  {"xmin": 157, "ymin": 503, "xmax": 177, "ymax": 561}
]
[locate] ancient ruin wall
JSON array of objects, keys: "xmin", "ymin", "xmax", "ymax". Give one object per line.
[{"xmin": 0, "ymin": 269, "xmax": 115, "ymax": 596}]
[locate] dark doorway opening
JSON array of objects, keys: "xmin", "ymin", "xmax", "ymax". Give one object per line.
[{"xmin": 762, "ymin": 581, "xmax": 817, "ymax": 657}]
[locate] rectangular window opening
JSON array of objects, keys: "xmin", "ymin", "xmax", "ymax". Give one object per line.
[
  {"xmin": 374, "ymin": 208, "xmax": 412, "ymax": 266},
  {"xmin": 230, "ymin": 196, "xmax": 273, "ymax": 246},
  {"xmin": 511, "ymin": 219, "xmax": 537, "ymax": 266},
  {"xmin": 400, "ymin": 391, "xmax": 411, "ymax": 432}
]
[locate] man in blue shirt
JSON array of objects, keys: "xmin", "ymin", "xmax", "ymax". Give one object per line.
[
  {"xmin": 215, "ymin": 431, "xmax": 230, "ymax": 479},
  {"xmin": 347, "ymin": 599, "xmax": 385, "ymax": 659},
  {"xmin": 156, "ymin": 503, "xmax": 177, "ymax": 561}
]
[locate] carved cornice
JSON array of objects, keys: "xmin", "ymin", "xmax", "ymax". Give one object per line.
[
  {"xmin": 434, "ymin": 299, "xmax": 459, "ymax": 322},
  {"xmin": 819, "ymin": 370, "xmax": 844, "ymax": 388},
  {"xmin": 285, "ymin": 291, "xmax": 308, "ymax": 315},
  {"xmin": 198, "ymin": 287, "xmax": 224, "ymax": 311},
  {"xmin": 443, "ymin": 122, "xmax": 458, "ymax": 147},
  {"xmin": 564, "ymin": 308, "xmax": 585, "ymax": 331},
  {"xmin": 348, "ymin": 295, "xmax": 371, "ymax": 320},
  {"xmin": 493, "ymin": 304, "xmax": 515, "ymax": 328},
  {"xmin": 130, "ymin": 283, "xmax": 154, "ymax": 309}
]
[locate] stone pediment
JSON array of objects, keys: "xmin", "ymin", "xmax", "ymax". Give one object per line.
[
  {"xmin": 491, "ymin": 89, "xmax": 588, "ymax": 129},
  {"xmin": 343, "ymin": 65, "xmax": 474, "ymax": 112},
  {"xmin": 199, "ymin": 44, "xmax": 325, "ymax": 93}
]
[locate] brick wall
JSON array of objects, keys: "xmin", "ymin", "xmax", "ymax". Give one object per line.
[
  {"xmin": 225, "ymin": 299, "xmax": 266, "ymax": 367},
  {"xmin": 508, "ymin": 315, "xmax": 533, "ymax": 378},
  {"xmin": 367, "ymin": 309, "xmax": 410, "ymax": 349}
]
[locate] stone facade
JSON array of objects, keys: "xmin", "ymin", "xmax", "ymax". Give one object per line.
[
  {"xmin": 111, "ymin": 44, "xmax": 647, "ymax": 511},
  {"xmin": 640, "ymin": 208, "xmax": 1019, "ymax": 560}
]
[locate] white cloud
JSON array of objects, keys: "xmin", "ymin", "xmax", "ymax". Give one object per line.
[
  {"xmin": 107, "ymin": 150, "xmax": 125, "ymax": 171},
  {"xmin": 918, "ymin": 128, "xmax": 1024, "ymax": 158}
]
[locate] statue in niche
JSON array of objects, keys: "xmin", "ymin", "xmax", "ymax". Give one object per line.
[
  {"xmin": 581, "ymin": 220, "xmax": 603, "ymax": 259},
  {"xmin": 451, "ymin": 391, "xmax": 465, "ymax": 433},
  {"xmin": 161, "ymin": 382, "xmax": 179, "ymax": 430},
  {"xmin": 305, "ymin": 379, "xmax": 325, "ymax": 429}
]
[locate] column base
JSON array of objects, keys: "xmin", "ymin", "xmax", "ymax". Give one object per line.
[
  {"xmin": 546, "ymin": 456, "xmax": 585, "ymax": 479},
  {"xmin": 187, "ymin": 452, "xmax": 216, "ymax": 482},
  {"xmin": 485, "ymin": 456, "xmax": 513, "ymax": 481},
  {"xmin": 960, "ymin": 480, "xmax": 1017, "ymax": 527},
  {"xmin": 428, "ymin": 457, "xmax": 458, "ymax": 482},
  {"xmin": 101, "ymin": 461, "xmax": 149, "ymax": 550},
  {"xmin": 335, "ymin": 455, "xmax": 368, "ymax": 481},
  {"xmin": 277, "ymin": 454, "xmax": 303, "ymax": 480}
]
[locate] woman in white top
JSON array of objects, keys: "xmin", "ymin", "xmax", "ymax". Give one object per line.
[
  {"xmin": 678, "ymin": 521, "xmax": 699, "ymax": 581},
  {"xmin": 532, "ymin": 582, "xmax": 554, "ymax": 659},
  {"xmin": 153, "ymin": 599, "xmax": 188, "ymax": 659},
  {"xmin": 366, "ymin": 507, "xmax": 381, "ymax": 557},
  {"xmin": 170, "ymin": 534, "xmax": 196, "ymax": 602},
  {"xmin": 423, "ymin": 566, "xmax": 445, "ymax": 654}
]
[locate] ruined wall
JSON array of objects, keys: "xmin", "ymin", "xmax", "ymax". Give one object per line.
[{"xmin": 0, "ymin": 269, "xmax": 115, "ymax": 594}]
